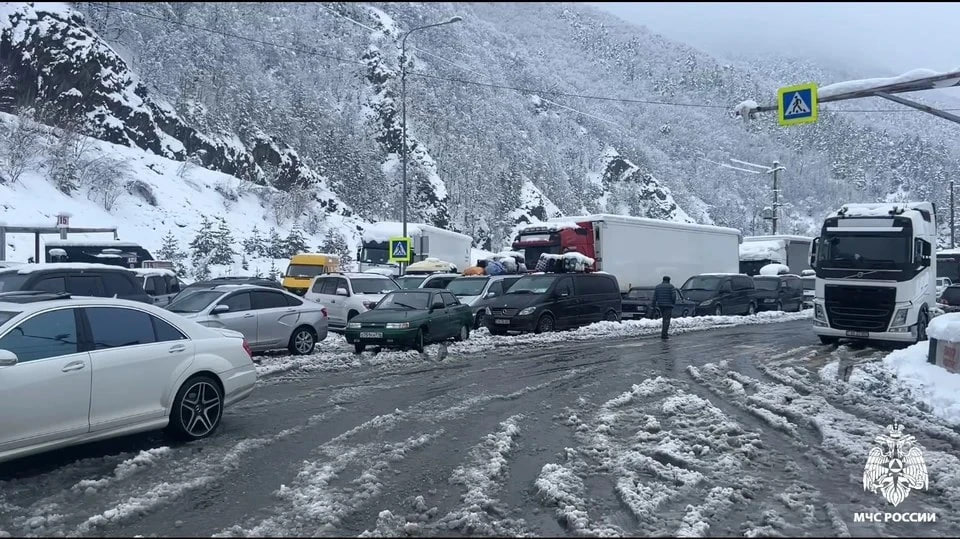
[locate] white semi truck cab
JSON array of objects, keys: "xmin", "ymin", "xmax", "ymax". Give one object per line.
[{"xmin": 810, "ymin": 202, "xmax": 936, "ymax": 345}]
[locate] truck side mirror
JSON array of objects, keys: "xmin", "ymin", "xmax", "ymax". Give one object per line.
[{"xmin": 809, "ymin": 238, "xmax": 819, "ymax": 268}]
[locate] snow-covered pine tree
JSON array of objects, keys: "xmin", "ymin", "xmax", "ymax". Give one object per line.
[
  {"xmin": 189, "ymin": 216, "xmax": 215, "ymax": 280},
  {"xmin": 241, "ymin": 253, "xmax": 249, "ymax": 271},
  {"xmin": 267, "ymin": 227, "xmax": 284, "ymax": 258},
  {"xmin": 157, "ymin": 230, "xmax": 188, "ymax": 277},
  {"xmin": 267, "ymin": 259, "xmax": 279, "ymax": 281},
  {"xmin": 211, "ymin": 216, "xmax": 237, "ymax": 265},
  {"xmin": 319, "ymin": 229, "xmax": 353, "ymax": 269},
  {"xmin": 285, "ymin": 227, "xmax": 308, "ymax": 257},
  {"xmin": 243, "ymin": 225, "xmax": 266, "ymax": 257}
]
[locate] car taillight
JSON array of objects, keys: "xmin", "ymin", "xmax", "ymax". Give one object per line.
[
  {"xmin": 321, "ymin": 307, "xmax": 328, "ymax": 319},
  {"xmin": 242, "ymin": 339, "xmax": 253, "ymax": 359}
]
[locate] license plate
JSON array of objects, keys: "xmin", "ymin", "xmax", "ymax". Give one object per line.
[
  {"xmin": 360, "ymin": 332, "xmax": 382, "ymax": 339},
  {"xmin": 846, "ymin": 330, "xmax": 868, "ymax": 338},
  {"xmin": 495, "ymin": 319, "xmax": 511, "ymax": 325}
]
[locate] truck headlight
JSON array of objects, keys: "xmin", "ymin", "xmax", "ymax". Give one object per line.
[
  {"xmin": 891, "ymin": 308, "xmax": 909, "ymax": 327},
  {"xmin": 814, "ymin": 304, "xmax": 826, "ymax": 321},
  {"xmin": 386, "ymin": 322, "xmax": 410, "ymax": 329},
  {"xmin": 518, "ymin": 306, "xmax": 537, "ymax": 316},
  {"xmin": 347, "ymin": 322, "xmax": 362, "ymax": 329}
]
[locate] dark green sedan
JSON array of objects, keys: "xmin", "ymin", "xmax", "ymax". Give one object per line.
[{"xmin": 344, "ymin": 289, "xmax": 473, "ymax": 354}]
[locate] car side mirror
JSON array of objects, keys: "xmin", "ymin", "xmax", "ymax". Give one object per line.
[
  {"xmin": 0, "ymin": 349, "xmax": 19, "ymax": 367},
  {"xmin": 810, "ymin": 237, "xmax": 819, "ymax": 268},
  {"xmin": 431, "ymin": 300, "xmax": 444, "ymax": 311},
  {"xmin": 486, "ymin": 291, "xmax": 497, "ymax": 298},
  {"xmin": 336, "ymin": 287, "xmax": 349, "ymax": 297},
  {"xmin": 212, "ymin": 304, "xmax": 230, "ymax": 314},
  {"xmin": 558, "ymin": 290, "xmax": 570, "ymax": 298}
]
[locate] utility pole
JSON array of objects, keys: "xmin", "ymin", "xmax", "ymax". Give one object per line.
[
  {"xmin": 700, "ymin": 157, "xmax": 786, "ymax": 235},
  {"xmin": 952, "ymin": 178, "xmax": 956, "ymax": 249}
]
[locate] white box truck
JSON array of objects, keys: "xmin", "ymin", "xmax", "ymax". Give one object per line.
[
  {"xmin": 357, "ymin": 221, "xmax": 472, "ymax": 276},
  {"xmin": 810, "ymin": 202, "xmax": 936, "ymax": 345},
  {"xmin": 739, "ymin": 235, "xmax": 813, "ymax": 276},
  {"xmin": 512, "ymin": 213, "xmax": 742, "ymax": 293}
]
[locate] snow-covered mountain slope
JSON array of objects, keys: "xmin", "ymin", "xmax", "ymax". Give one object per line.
[
  {"xmin": 0, "ymin": 112, "xmax": 363, "ymax": 276},
  {"xmin": 4, "ymin": 1, "xmax": 960, "ymax": 248}
]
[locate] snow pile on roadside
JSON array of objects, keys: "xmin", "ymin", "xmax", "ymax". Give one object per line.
[
  {"xmin": 876, "ymin": 342, "xmax": 960, "ymax": 426},
  {"xmin": 927, "ymin": 312, "xmax": 960, "ymax": 341}
]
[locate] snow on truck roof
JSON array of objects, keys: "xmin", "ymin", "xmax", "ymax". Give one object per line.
[
  {"xmin": 832, "ymin": 202, "xmax": 934, "ymax": 218},
  {"xmin": 44, "ymin": 240, "xmax": 143, "ymax": 247},
  {"xmin": 361, "ymin": 222, "xmax": 471, "ymax": 243},
  {"xmin": 739, "ymin": 240, "xmax": 785, "ymax": 262},
  {"xmin": 545, "ymin": 214, "xmax": 741, "ymax": 236},
  {"xmin": 744, "ymin": 235, "xmax": 812, "ymax": 243},
  {"xmin": 2, "ymin": 263, "xmax": 136, "ymax": 275}
]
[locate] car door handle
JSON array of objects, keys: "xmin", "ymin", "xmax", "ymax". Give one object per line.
[
  {"xmin": 62, "ymin": 361, "xmax": 85, "ymax": 372},
  {"xmin": 168, "ymin": 344, "xmax": 187, "ymax": 354},
  {"xmin": 286, "ymin": 308, "xmax": 297, "ymax": 312},
  {"xmin": 243, "ymin": 313, "xmax": 255, "ymax": 318}
]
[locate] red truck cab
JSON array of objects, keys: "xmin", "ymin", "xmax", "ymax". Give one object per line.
[{"xmin": 512, "ymin": 221, "xmax": 597, "ymax": 270}]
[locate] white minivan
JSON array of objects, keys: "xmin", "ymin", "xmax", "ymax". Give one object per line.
[{"xmin": 304, "ymin": 273, "xmax": 399, "ymax": 329}]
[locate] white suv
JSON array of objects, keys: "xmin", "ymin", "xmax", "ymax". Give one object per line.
[{"xmin": 305, "ymin": 273, "xmax": 400, "ymax": 329}]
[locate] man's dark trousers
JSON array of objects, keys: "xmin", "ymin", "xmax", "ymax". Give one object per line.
[{"xmin": 660, "ymin": 307, "xmax": 672, "ymax": 339}]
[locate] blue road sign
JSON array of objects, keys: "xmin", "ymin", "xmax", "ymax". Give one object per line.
[{"xmin": 778, "ymin": 83, "xmax": 818, "ymax": 126}]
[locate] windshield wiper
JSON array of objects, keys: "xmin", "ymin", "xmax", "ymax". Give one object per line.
[
  {"xmin": 392, "ymin": 302, "xmax": 419, "ymax": 310},
  {"xmin": 508, "ymin": 290, "xmax": 534, "ymax": 294}
]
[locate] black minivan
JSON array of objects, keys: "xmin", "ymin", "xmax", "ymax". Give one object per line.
[
  {"xmin": 484, "ymin": 273, "xmax": 621, "ymax": 334},
  {"xmin": 752, "ymin": 274, "xmax": 804, "ymax": 312},
  {"xmin": 682, "ymin": 274, "xmax": 758, "ymax": 316}
]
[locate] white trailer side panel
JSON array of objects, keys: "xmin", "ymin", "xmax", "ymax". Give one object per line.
[
  {"xmin": 593, "ymin": 218, "xmax": 740, "ymax": 291},
  {"xmin": 416, "ymin": 228, "xmax": 472, "ymax": 271}
]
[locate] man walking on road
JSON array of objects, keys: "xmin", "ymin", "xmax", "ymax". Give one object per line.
[{"xmin": 654, "ymin": 276, "xmax": 677, "ymax": 339}]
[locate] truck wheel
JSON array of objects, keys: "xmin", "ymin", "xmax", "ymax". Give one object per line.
[
  {"xmin": 915, "ymin": 308, "xmax": 929, "ymax": 344},
  {"xmin": 604, "ymin": 310, "xmax": 620, "ymax": 323},
  {"xmin": 474, "ymin": 312, "xmax": 484, "ymax": 329},
  {"xmin": 681, "ymin": 309, "xmax": 689, "ymax": 317},
  {"xmin": 414, "ymin": 329, "xmax": 426, "ymax": 353},
  {"xmin": 535, "ymin": 314, "xmax": 555, "ymax": 334},
  {"xmin": 819, "ymin": 336, "xmax": 839, "ymax": 346}
]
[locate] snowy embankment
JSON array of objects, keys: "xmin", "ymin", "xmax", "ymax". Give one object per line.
[{"xmin": 255, "ymin": 310, "xmax": 812, "ymax": 378}]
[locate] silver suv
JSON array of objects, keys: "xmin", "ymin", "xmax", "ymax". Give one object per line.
[{"xmin": 304, "ymin": 273, "xmax": 400, "ymax": 329}]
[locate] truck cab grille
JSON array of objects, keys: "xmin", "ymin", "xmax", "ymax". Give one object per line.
[{"xmin": 825, "ymin": 285, "xmax": 895, "ymax": 331}]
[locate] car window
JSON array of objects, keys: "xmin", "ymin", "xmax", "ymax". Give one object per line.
[
  {"xmin": 166, "ymin": 275, "xmax": 181, "ymax": 293},
  {"xmin": 142, "ymin": 276, "xmax": 156, "ymax": 294},
  {"xmin": 220, "ymin": 292, "xmax": 252, "ymax": 312},
  {"xmin": 167, "ymin": 290, "xmax": 222, "ymax": 313},
  {"xmin": 556, "ymin": 277, "xmax": 574, "ymax": 297},
  {"xmin": 252, "ymin": 290, "xmax": 289, "ymax": 310},
  {"xmin": 86, "ymin": 307, "xmax": 157, "ymax": 350},
  {"xmin": 502, "ymin": 277, "xmax": 522, "ymax": 292},
  {"xmin": 604, "ymin": 277, "xmax": 620, "ymax": 294},
  {"xmin": 68, "ymin": 275, "xmax": 106, "ymax": 296},
  {"xmin": 0, "ymin": 272, "xmax": 29, "ymax": 292},
  {"xmin": 285, "ymin": 294, "xmax": 303, "ymax": 306},
  {"xmin": 442, "ymin": 292, "xmax": 459, "ymax": 307},
  {"xmin": 0, "ymin": 308, "xmax": 79, "ymax": 362},
  {"xmin": 422, "ymin": 277, "xmax": 449, "ymax": 289},
  {"xmin": 152, "ymin": 315, "xmax": 187, "ymax": 342},
  {"xmin": 336, "ymin": 278, "xmax": 350, "ymax": 294},
  {"xmin": 33, "ymin": 276, "xmax": 67, "ymax": 293},
  {"xmin": 311, "ymin": 278, "xmax": 329, "ymax": 294},
  {"xmin": 488, "ymin": 282, "xmax": 503, "ymax": 296},
  {"xmin": 101, "ymin": 272, "xmax": 136, "ymax": 295},
  {"xmin": 352, "ymin": 278, "xmax": 399, "ymax": 294},
  {"xmin": 0, "ymin": 311, "xmax": 17, "ymax": 326},
  {"xmin": 734, "ymin": 277, "xmax": 754, "ymax": 291}
]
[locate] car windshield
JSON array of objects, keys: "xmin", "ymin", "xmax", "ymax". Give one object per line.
[
  {"xmin": 396, "ymin": 276, "xmax": 426, "ymax": 289},
  {"xmin": 360, "ymin": 243, "xmax": 390, "ymax": 265},
  {"xmin": 167, "ymin": 290, "xmax": 223, "ymax": 313},
  {"xmin": 352, "ymin": 278, "xmax": 399, "ymax": 295},
  {"xmin": 682, "ymin": 276, "xmax": 723, "ymax": 291},
  {"xmin": 507, "ymin": 275, "xmax": 557, "ymax": 295},
  {"xmin": 376, "ymin": 291, "xmax": 430, "ymax": 310},
  {"xmin": 0, "ymin": 273, "xmax": 28, "ymax": 292},
  {"xmin": 286, "ymin": 264, "xmax": 326, "ymax": 278},
  {"xmin": 0, "ymin": 310, "xmax": 18, "ymax": 326},
  {"xmin": 753, "ymin": 278, "xmax": 779, "ymax": 291},
  {"xmin": 818, "ymin": 233, "xmax": 909, "ymax": 268},
  {"xmin": 627, "ymin": 289, "xmax": 654, "ymax": 300},
  {"xmin": 447, "ymin": 278, "xmax": 488, "ymax": 297}
]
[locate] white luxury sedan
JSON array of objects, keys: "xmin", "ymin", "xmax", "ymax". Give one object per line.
[{"xmin": 0, "ymin": 291, "xmax": 257, "ymax": 464}]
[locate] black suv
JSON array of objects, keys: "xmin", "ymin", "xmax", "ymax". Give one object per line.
[
  {"xmin": 0, "ymin": 264, "xmax": 151, "ymax": 303},
  {"xmin": 682, "ymin": 274, "xmax": 758, "ymax": 316},
  {"xmin": 752, "ymin": 274, "xmax": 804, "ymax": 312},
  {"xmin": 484, "ymin": 272, "xmax": 621, "ymax": 334}
]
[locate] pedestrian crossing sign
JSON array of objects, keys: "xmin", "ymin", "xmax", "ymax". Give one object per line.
[
  {"xmin": 388, "ymin": 237, "xmax": 412, "ymax": 264},
  {"xmin": 778, "ymin": 83, "xmax": 818, "ymax": 126}
]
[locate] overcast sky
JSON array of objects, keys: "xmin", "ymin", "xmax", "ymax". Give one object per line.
[{"xmin": 590, "ymin": 2, "xmax": 960, "ymax": 77}]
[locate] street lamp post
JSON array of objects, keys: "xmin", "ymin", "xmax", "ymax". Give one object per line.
[{"xmin": 400, "ymin": 16, "xmax": 462, "ymax": 244}]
